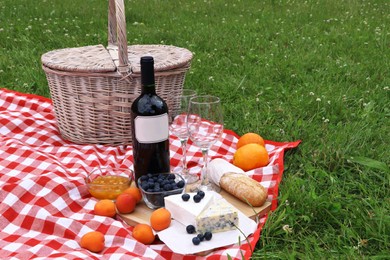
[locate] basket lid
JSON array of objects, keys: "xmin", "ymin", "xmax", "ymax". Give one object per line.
[
  {"xmin": 41, "ymin": 45, "xmax": 117, "ymax": 73},
  {"xmin": 107, "ymin": 44, "xmax": 193, "ymax": 74},
  {"xmin": 42, "ymin": 44, "xmax": 193, "ymax": 74}
]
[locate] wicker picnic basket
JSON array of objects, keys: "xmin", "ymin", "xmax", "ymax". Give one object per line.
[{"xmin": 41, "ymin": 0, "xmax": 193, "ymax": 145}]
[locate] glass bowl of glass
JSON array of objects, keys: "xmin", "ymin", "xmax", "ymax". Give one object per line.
[
  {"xmin": 86, "ymin": 167, "xmax": 133, "ymax": 200},
  {"xmin": 138, "ymin": 173, "xmax": 186, "ymax": 209}
]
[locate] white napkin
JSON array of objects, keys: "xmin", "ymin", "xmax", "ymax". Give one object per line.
[{"xmin": 157, "ymin": 197, "xmax": 257, "ymax": 255}]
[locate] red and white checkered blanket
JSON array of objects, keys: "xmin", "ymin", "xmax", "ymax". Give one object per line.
[{"xmin": 0, "ymin": 88, "xmax": 300, "ymax": 259}]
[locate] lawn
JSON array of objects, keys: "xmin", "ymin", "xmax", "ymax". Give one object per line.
[{"xmin": 0, "ymin": 0, "xmax": 389, "ymax": 258}]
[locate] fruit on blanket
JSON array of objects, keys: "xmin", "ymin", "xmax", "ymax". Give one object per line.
[
  {"xmin": 150, "ymin": 208, "xmax": 171, "ymax": 231},
  {"xmin": 80, "ymin": 231, "xmax": 105, "ymax": 253},
  {"xmin": 115, "ymin": 193, "xmax": 136, "ymax": 214},
  {"xmin": 192, "ymin": 236, "xmax": 201, "ymax": 245},
  {"xmin": 233, "ymin": 143, "xmax": 269, "ymax": 171},
  {"xmin": 132, "ymin": 224, "xmax": 155, "ymax": 245},
  {"xmin": 122, "ymin": 186, "xmax": 142, "ymax": 203},
  {"xmin": 236, "ymin": 132, "xmax": 265, "ymax": 149},
  {"xmin": 94, "ymin": 199, "xmax": 116, "ymax": 218}
]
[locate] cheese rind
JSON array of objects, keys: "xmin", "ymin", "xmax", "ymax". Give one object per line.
[
  {"xmin": 196, "ymin": 199, "xmax": 239, "ymax": 233},
  {"xmin": 164, "ymin": 192, "xmax": 215, "ymax": 227}
]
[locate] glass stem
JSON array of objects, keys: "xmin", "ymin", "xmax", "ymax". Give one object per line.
[
  {"xmin": 180, "ymin": 139, "xmax": 188, "ymax": 173},
  {"xmin": 201, "ymin": 148, "xmax": 209, "ymax": 184}
]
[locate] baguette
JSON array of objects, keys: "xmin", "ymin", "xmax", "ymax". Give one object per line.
[{"xmin": 220, "ymin": 172, "xmax": 267, "ymax": 207}]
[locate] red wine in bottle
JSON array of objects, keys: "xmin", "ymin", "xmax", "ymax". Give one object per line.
[{"xmin": 131, "ymin": 56, "xmax": 170, "ymax": 185}]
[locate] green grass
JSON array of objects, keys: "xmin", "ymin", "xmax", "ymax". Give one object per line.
[{"xmin": 1, "ymin": 0, "xmax": 389, "ymax": 258}]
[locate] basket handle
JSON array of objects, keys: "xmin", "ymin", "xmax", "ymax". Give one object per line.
[{"xmin": 108, "ymin": 0, "xmax": 129, "ymax": 74}]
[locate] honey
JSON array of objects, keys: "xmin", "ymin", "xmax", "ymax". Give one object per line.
[{"xmin": 88, "ymin": 175, "xmax": 130, "ymax": 200}]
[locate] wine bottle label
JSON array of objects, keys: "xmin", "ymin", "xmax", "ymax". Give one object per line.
[{"xmin": 134, "ymin": 114, "xmax": 169, "ymax": 143}]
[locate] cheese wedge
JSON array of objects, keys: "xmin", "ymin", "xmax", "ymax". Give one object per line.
[{"xmin": 196, "ymin": 199, "xmax": 239, "ymax": 233}]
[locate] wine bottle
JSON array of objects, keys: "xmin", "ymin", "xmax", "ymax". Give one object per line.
[{"xmin": 131, "ymin": 56, "xmax": 170, "ymax": 185}]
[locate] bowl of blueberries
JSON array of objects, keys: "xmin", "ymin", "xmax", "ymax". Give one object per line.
[{"xmin": 138, "ymin": 173, "xmax": 186, "ymax": 209}]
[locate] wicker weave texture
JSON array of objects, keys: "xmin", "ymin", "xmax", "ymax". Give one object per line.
[
  {"xmin": 41, "ymin": 45, "xmax": 117, "ymax": 73},
  {"xmin": 41, "ymin": 0, "xmax": 192, "ymax": 145}
]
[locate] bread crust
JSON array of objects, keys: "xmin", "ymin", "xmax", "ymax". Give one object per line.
[{"xmin": 220, "ymin": 172, "xmax": 267, "ymax": 207}]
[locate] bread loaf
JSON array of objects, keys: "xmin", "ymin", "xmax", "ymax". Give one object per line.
[{"xmin": 220, "ymin": 172, "xmax": 267, "ymax": 207}]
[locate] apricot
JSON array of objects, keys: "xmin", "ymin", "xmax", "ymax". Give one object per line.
[
  {"xmin": 122, "ymin": 186, "xmax": 142, "ymax": 203},
  {"xmin": 132, "ymin": 224, "xmax": 155, "ymax": 245},
  {"xmin": 80, "ymin": 231, "xmax": 105, "ymax": 253},
  {"xmin": 115, "ymin": 193, "xmax": 136, "ymax": 214},
  {"xmin": 150, "ymin": 208, "xmax": 171, "ymax": 231},
  {"xmin": 94, "ymin": 199, "xmax": 116, "ymax": 218}
]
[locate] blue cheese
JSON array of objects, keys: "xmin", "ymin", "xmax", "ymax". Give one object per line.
[{"xmin": 196, "ymin": 199, "xmax": 239, "ymax": 233}]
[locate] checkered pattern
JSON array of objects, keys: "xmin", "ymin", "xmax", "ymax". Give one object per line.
[{"xmin": 0, "ymin": 88, "xmax": 300, "ymax": 259}]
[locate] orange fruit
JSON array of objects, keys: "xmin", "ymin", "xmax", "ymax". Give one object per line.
[
  {"xmin": 94, "ymin": 199, "xmax": 116, "ymax": 218},
  {"xmin": 233, "ymin": 143, "xmax": 269, "ymax": 171},
  {"xmin": 80, "ymin": 231, "xmax": 105, "ymax": 253},
  {"xmin": 236, "ymin": 132, "xmax": 265, "ymax": 149},
  {"xmin": 132, "ymin": 224, "xmax": 155, "ymax": 245},
  {"xmin": 122, "ymin": 186, "xmax": 142, "ymax": 203},
  {"xmin": 150, "ymin": 208, "xmax": 171, "ymax": 231},
  {"xmin": 115, "ymin": 193, "xmax": 137, "ymax": 214}
]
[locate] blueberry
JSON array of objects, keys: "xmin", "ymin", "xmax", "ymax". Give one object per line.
[
  {"xmin": 171, "ymin": 184, "xmax": 178, "ymax": 190},
  {"xmin": 177, "ymin": 180, "xmax": 185, "ymax": 188},
  {"xmin": 140, "ymin": 175, "xmax": 148, "ymax": 182},
  {"xmin": 186, "ymin": 224, "xmax": 196, "ymax": 234},
  {"xmin": 167, "ymin": 174, "xmax": 176, "ymax": 180},
  {"xmin": 182, "ymin": 194, "xmax": 190, "ymax": 201},
  {"xmin": 192, "ymin": 236, "xmax": 201, "ymax": 245},
  {"xmin": 147, "ymin": 173, "xmax": 153, "ymax": 178},
  {"xmin": 197, "ymin": 233, "xmax": 205, "ymax": 241},
  {"xmin": 163, "ymin": 183, "xmax": 172, "ymax": 191},
  {"xmin": 204, "ymin": 231, "xmax": 212, "ymax": 241},
  {"xmin": 193, "ymin": 194, "xmax": 202, "ymax": 203},
  {"xmin": 141, "ymin": 182, "xmax": 149, "ymax": 190},
  {"xmin": 161, "ymin": 179, "xmax": 169, "ymax": 186},
  {"xmin": 197, "ymin": 190, "xmax": 205, "ymax": 199}
]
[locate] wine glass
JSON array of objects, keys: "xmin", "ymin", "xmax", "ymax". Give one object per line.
[
  {"xmin": 187, "ymin": 95, "xmax": 224, "ymax": 191},
  {"xmin": 169, "ymin": 89, "xmax": 198, "ymax": 184}
]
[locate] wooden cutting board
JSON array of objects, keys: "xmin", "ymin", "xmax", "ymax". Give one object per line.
[{"xmin": 119, "ymin": 189, "xmax": 272, "ymax": 226}]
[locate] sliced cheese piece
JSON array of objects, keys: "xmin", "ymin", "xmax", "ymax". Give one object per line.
[
  {"xmin": 196, "ymin": 199, "xmax": 239, "ymax": 233},
  {"xmin": 164, "ymin": 192, "xmax": 215, "ymax": 227}
]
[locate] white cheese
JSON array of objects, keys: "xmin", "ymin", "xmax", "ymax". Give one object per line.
[
  {"xmin": 196, "ymin": 199, "xmax": 239, "ymax": 233},
  {"xmin": 164, "ymin": 192, "xmax": 215, "ymax": 227}
]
